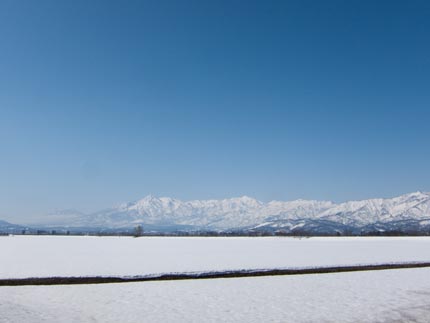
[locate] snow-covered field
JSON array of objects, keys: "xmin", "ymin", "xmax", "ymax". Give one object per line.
[
  {"xmin": 1, "ymin": 268, "xmax": 430, "ymax": 323},
  {"xmin": 1, "ymin": 236, "xmax": 430, "ymax": 278},
  {"xmin": 2, "ymin": 236, "xmax": 430, "ymax": 322}
]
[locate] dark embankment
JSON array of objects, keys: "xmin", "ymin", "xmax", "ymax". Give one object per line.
[{"xmin": 1, "ymin": 262, "xmax": 430, "ymax": 286}]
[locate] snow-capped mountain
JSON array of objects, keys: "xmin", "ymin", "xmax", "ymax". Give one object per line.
[{"xmin": 42, "ymin": 191, "xmax": 430, "ymax": 234}]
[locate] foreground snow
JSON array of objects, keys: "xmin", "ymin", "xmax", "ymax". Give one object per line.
[
  {"xmin": 1, "ymin": 268, "xmax": 430, "ymax": 322},
  {"xmin": 1, "ymin": 236, "xmax": 430, "ymax": 279}
]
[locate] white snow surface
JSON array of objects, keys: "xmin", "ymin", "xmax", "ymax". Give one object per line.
[
  {"xmin": 1, "ymin": 268, "xmax": 430, "ymax": 322},
  {"xmin": 1, "ymin": 236, "xmax": 430, "ymax": 279}
]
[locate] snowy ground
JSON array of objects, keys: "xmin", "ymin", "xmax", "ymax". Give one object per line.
[
  {"xmin": 2, "ymin": 236, "xmax": 430, "ymax": 278},
  {"xmin": 1, "ymin": 268, "xmax": 430, "ymax": 323},
  {"xmin": 2, "ymin": 236, "xmax": 430, "ymax": 322}
]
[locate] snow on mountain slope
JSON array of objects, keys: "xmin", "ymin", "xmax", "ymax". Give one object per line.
[
  {"xmin": 81, "ymin": 196, "xmax": 270, "ymax": 229},
  {"xmin": 318, "ymin": 191, "xmax": 430, "ymax": 226},
  {"xmin": 42, "ymin": 191, "xmax": 430, "ymax": 233}
]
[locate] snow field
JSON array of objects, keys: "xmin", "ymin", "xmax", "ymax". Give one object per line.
[
  {"xmin": 1, "ymin": 236, "xmax": 430, "ymax": 279},
  {"xmin": 1, "ymin": 268, "xmax": 430, "ymax": 323}
]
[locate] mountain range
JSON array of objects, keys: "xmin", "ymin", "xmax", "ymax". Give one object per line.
[{"xmin": 9, "ymin": 191, "xmax": 429, "ymax": 235}]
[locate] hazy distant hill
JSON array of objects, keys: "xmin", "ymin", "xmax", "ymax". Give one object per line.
[{"xmin": 0, "ymin": 219, "xmax": 25, "ymax": 234}]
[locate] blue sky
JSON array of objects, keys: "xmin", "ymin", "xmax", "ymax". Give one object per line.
[{"xmin": 1, "ymin": 0, "xmax": 430, "ymax": 220}]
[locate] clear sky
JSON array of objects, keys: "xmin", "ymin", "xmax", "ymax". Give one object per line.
[{"xmin": 1, "ymin": 0, "xmax": 430, "ymax": 221}]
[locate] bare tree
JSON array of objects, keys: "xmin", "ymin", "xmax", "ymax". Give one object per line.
[{"xmin": 134, "ymin": 225, "xmax": 143, "ymax": 237}]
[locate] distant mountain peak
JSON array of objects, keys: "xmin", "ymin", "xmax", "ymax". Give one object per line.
[{"xmin": 138, "ymin": 194, "xmax": 159, "ymax": 202}]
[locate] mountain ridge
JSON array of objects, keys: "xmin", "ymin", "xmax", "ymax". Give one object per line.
[{"xmin": 27, "ymin": 191, "xmax": 430, "ymax": 234}]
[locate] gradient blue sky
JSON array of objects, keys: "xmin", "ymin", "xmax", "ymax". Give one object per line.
[{"xmin": 1, "ymin": 0, "xmax": 430, "ymax": 220}]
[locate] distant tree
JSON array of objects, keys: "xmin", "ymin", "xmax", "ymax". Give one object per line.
[{"xmin": 134, "ymin": 225, "xmax": 143, "ymax": 237}]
